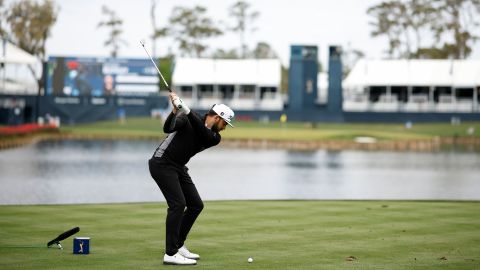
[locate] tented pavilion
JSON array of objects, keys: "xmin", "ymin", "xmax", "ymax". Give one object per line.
[
  {"xmin": 343, "ymin": 59, "xmax": 480, "ymax": 112},
  {"xmin": 172, "ymin": 58, "xmax": 283, "ymax": 111},
  {"xmin": 0, "ymin": 38, "xmax": 40, "ymax": 94}
]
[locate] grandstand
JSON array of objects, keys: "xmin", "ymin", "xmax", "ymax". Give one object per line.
[
  {"xmin": 343, "ymin": 59, "xmax": 480, "ymax": 113},
  {"xmin": 172, "ymin": 58, "xmax": 283, "ymax": 111}
]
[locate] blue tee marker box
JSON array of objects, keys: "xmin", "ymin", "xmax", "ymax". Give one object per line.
[{"xmin": 73, "ymin": 237, "xmax": 90, "ymax": 254}]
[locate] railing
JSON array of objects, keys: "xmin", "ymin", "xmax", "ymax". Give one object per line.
[{"xmin": 343, "ymin": 100, "xmax": 479, "ymax": 113}]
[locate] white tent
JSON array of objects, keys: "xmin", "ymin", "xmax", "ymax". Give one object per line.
[
  {"xmin": 0, "ymin": 39, "xmax": 39, "ymax": 65},
  {"xmin": 343, "ymin": 59, "xmax": 480, "ymax": 113},
  {"xmin": 344, "ymin": 59, "xmax": 480, "ymax": 90},
  {"xmin": 172, "ymin": 58, "xmax": 283, "ymax": 110},
  {"xmin": 172, "ymin": 58, "xmax": 281, "ymax": 86},
  {"xmin": 1, "ymin": 38, "xmax": 40, "ymax": 94}
]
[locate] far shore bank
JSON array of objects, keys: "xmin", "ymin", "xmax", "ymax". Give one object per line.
[{"xmin": 1, "ymin": 132, "xmax": 479, "ymax": 152}]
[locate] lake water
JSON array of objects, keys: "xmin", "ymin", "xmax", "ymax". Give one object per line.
[{"xmin": 0, "ymin": 139, "xmax": 479, "ymax": 204}]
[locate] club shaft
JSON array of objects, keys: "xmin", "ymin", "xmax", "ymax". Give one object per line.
[{"xmin": 140, "ymin": 42, "xmax": 170, "ymax": 91}]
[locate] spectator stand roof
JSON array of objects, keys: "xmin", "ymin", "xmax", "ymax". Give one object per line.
[{"xmin": 172, "ymin": 58, "xmax": 282, "ymax": 87}]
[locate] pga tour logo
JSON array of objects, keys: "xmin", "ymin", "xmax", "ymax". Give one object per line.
[{"xmin": 220, "ymin": 112, "xmax": 233, "ymax": 121}]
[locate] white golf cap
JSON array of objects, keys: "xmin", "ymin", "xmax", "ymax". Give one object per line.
[{"xmin": 212, "ymin": 104, "xmax": 235, "ymax": 127}]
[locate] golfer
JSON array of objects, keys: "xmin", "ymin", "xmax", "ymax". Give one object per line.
[{"xmin": 148, "ymin": 92, "xmax": 234, "ymax": 265}]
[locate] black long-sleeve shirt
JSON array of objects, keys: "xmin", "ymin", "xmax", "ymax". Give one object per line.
[{"xmin": 152, "ymin": 111, "xmax": 221, "ymax": 167}]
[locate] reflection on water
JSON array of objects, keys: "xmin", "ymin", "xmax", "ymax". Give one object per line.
[{"xmin": 0, "ymin": 139, "xmax": 479, "ymax": 204}]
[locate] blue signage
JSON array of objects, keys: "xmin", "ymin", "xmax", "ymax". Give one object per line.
[{"xmin": 46, "ymin": 57, "xmax": 160, "ymax": 96}]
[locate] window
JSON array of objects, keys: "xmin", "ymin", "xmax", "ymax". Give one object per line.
[
  {"xmin": 410, "ymin": 86, "xmax": 430, "ymax": 103},
  {"xmin": 260, "ymin": 87, "xmax": 277, "ymax": 99},
  {"xmin": 455, "ymin": 88, "xmax": 474, "ymax": 101},
  {"xmin": 219, "ymin": 85, "xmax": 234, "ymax": 99},
  {"xmin": 391, "ymin": 86, "xmax": 408, "ymax": 102},
  {"xmin": 239, "ymin": 85, "xmax": 255, "ymax": 99},
  {"xmin": 368, "ymin": 86, "xmax": 386, "ymax": 102},
  {"xmin": 433, "ymin": 86, "xmax": 452, "ymax": 103},
  {"xmin": 179, "ymin": 85, "xmax": 193, "ymax": 98},
  {"xmin": 198, "ymin": 84, "xmax": 214, "ymax": 98},
  {"xmin": 412, "ymin": 86, "xmax": 429, "ymax": 95}
]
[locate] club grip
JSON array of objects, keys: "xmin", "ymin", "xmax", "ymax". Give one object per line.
[{"xmin": 47, "ymin": 227, "xmax": 80, "ymax": 247}]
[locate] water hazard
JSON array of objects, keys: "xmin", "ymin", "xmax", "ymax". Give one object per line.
[{"xmin": 0, "ymin": 139, "xmax": 479, "ymax": 204}]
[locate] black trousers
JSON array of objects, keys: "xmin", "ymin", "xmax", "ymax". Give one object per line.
[{"xmin": 148, "ymin": 158, "xmax": 204, "ymax": 256}]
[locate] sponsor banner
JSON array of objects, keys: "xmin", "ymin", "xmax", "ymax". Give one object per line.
[
  {"xmin": 54, "ymin": 97, "xmax": 81, "ymax": 104},
  {"xmin": 117, "ymin": 98, "xmax": 147, "ymax": 106},
  {"xmin": 0, "ymin": 98, "xmax": 26, "ymax": 108},
  {"xmin": 91, "ymin": 97, "xmax": 107, "ymax": 105}
]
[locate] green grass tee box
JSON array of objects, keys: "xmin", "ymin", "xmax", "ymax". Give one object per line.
[{"xmin": 1, "ymin": 201, "xmax": 479, "ymax": 270}]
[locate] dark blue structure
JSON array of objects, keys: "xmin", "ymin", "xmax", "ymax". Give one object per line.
[
  {"xmin": 327, "ymin": 46, "xmax": 343, "ymax": 119},
  {"xmin": 288, "ymin": 45, "xmax": 318, "ymax": 111},
  {"xmin": 285, "ymin": 45, "xmax": 344, "ymax": 122}
]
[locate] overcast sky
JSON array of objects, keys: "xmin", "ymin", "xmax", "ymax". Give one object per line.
[{"xmin": 37, "ymin": 0, "xmax": 479, "ymax": 67}]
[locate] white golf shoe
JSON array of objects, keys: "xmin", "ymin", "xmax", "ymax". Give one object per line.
[
  {"xmin": 178, "ymin": 245, "xmax": 200, "ymax": 260},
  {"xmin": 163, "ymin": 252, "xmax": 197, "ymax": 265}
]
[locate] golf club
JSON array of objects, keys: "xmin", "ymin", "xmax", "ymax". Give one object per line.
[
  {"xmin": 0, "ymin": 227, "xmax": 80, "ymax": 250},
  {"xmin": 140, "ymin": 40, "xmax": 171, "ymax": 92},
  {"xmin": 47, "ymin": 226, "xmax": 80, "ymax": 249}
]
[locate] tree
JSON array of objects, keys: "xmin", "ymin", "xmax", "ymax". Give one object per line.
[
  {"xmin": 211, "ymin": 48, "xmax": 240, "ymax": 59},
  {"xmin": 367, "ymin": 0, "xmax": 432, "ymax": 58},
  {"xmin": 367, "ymin": 0, "xmax": 480, "ymax": 59},
  {"xmin": 413, "ymin": 45, "xmax": 457, "ymax": 58},
  {"xmin": 97, "ymin": 5, "xmax": 127, "ymax": 58},
  {"xmin": 0, "ymin": 0, "xmax": 6, "ymax": 37},
  {"xmin": 149, "ymin": 0, "xmax": 171, "ymax": 92},
  {"xmin": 228, "ymin": 1, "xmax": 259, "ymax": 58},
  {"xmin": 150, "ymin": 0, "xmax": 170, "ymax": 58},
  {"xmin": 158, "ymin": 56, "xmax": 173, "ymax": 90},
  {"xmin": 0, "ymin": 0, "xmax": 6, "ymax": 75},
  {"xmin": 342, "ymin": 44, "xmax": 365, "ymax": 77},
  {"xmin": 167, "ymin": 6, "xmax": 222, "ymax": 57},
  {"xmin": 251, "ymin": 42, "xmax": 277, "ymax": 59},
  {"xmin": 150, "ymin": 0, "xmax": 158, "ymax": 57},
  {"xmin": 5, "ymin": 0, "xmax": 59, "ymax": 92},
  {"xmin": 280, "ymin": 66, "xmax": 288, "ymax": 94},
  {"xmin": 407, "ymin": 0, "xmax": 437, "ymax": 52},
  {"xmin": 430, "ymin": 0, "xmax": 480, "ymax": 59}
]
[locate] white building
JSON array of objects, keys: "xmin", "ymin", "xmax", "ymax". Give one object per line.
[
  {"xmin": 172, "ymin": 58, "xmax": 283, "ymax": 111},
  {"xmin": 343, "ymin": 59, "xmax": 480, "ymax": 112}
]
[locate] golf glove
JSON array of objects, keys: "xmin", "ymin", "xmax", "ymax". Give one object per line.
[{"xmin": 173, "ymin": 98, "xmax": 190, "ymax": 115}]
